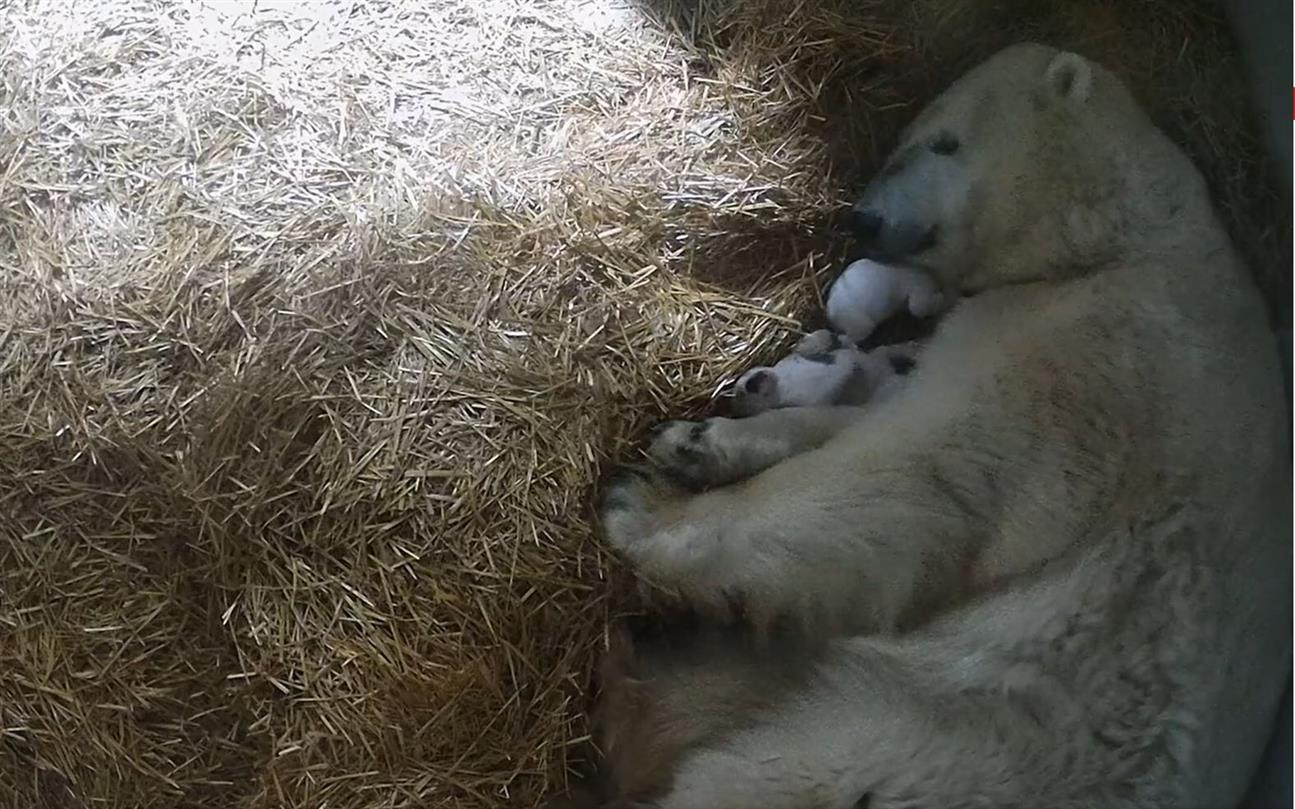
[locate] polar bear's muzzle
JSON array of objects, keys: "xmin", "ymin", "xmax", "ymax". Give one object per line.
[
  {"xmin": 846, "ymin": 202, "xmax": 940, "ymax": 260},
  {"xmin": 846, "ymin": 143, "xmax": 972, "ymax": 274}
]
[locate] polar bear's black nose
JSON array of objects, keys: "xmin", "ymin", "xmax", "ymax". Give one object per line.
[
  {"xmin": 848, "ymin": 209, "xmax": 885, "ymax": 242},
  {"xmin": 851, "ymin": 207, "xmax": 939, "ymax": 259}
]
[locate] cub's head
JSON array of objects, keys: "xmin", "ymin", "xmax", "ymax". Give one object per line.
[{"xmin": 848, "ymin": 43, "xmax": 1208, "ymax": 292}]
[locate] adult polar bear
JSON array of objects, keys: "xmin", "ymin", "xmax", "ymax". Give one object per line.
[{"xmin": 591, "ymin": 43, "xmax": 1290, "ymax": 808}]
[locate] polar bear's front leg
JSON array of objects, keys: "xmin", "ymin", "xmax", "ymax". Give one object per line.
[
  {"xmin": 600, "ymin": 431, "xmax": 974, "ymax": 633},
  {"xmin": 647, "ymin": 406, "xmax": 868, "ymax": 488}
]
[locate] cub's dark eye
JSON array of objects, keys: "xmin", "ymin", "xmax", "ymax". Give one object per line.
[{"xmin": 930, "ymin": 132, "xmax": 960, "ymax": 155}]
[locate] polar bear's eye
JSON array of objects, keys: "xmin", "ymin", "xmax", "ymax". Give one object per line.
[{"xmin": 930, "ymin": 132, "xmax": 960, "ymax": 155}]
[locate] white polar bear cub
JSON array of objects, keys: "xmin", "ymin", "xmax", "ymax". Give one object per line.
[
  {"xmin": 726, "ymin": 258, "xmax": 939, "ymax": 416},
  {"xmin": 825, "ymin": 258, "xmax": 945, "ymax": 342},
  {"xmin": 730, "ymin": 330, "xmax": 915, "ymax": 416}
]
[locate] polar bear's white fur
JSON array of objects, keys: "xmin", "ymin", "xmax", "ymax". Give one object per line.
[{"xmin": 587, "ymin": 43, "xmax": 1289, "ymax": 809}]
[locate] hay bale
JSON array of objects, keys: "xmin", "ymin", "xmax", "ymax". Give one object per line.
[{"xmin": 0, "ymin": 1, "xmax": 1283, "ymax": 807}]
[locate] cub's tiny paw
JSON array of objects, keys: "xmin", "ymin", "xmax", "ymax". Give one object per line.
[
  {"xmin": 647, "ymin": 419, "xmax": 726, "ymax": 488},
  {"xmin": 791, "ymin": 329, "xmax": 844, "ymax": 357}
]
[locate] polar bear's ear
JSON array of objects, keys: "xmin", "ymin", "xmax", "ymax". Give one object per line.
[{"xmin": 1044, "ymin": 51, "xmax": 1093, "ymax": 104}]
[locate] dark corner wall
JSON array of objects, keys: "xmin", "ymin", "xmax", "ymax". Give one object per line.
[{"xmin": 1222, "ymin": 2, "xmax": 1292, "ymax": 809}]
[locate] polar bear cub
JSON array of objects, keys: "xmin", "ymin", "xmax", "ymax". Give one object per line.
[
  {"xmin": 825, "ymin": 258, "xmax": 944, "ymax": 343},
  {"xmin": 728, "ymin": 259, "xmax": 940, "ymax": 415},
  {"xmin": 730, "ymin": 330, "xmax": 917, "ymax": 416}
]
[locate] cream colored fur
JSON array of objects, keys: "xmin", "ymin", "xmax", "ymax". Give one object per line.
[{"xmin": 593, "ymin": 43, "xmax": 1289, "ymax": 809}]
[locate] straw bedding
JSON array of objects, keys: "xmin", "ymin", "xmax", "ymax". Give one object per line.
[{"xmin": 0, "ymin": 0, "xmax": 1286, "ymax": 807}]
